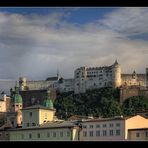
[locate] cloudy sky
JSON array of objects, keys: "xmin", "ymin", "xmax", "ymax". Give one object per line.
[{"xmin": 0, "ymin": 7, "xmax": 148, "ymax": 80}]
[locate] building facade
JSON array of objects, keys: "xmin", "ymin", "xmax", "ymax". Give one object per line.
[
  {"xmin": 80, "ymin": 115, "xmax": 148, "ymax": 141},
  {"xmin": 128, "ymin": 128, "xmax": 148, "ymax": 140},
  {"xmin": 9, "ymin": 121, "xmax": 79, "ymax": 141},
  {"xmin": 74, "ymin": 60, "xmax": 121, "ymax": 94},
  {"xmin": 22, "ymin": 105, "xmax": 56, "ymax": 128},
  {"xmin": 8, "ymin": 99, "xmax": 80, "ymax": 141}
]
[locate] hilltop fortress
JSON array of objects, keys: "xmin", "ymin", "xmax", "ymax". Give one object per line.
[{"xmin": 18, "ymin": 60, "xmax": 148, "ymax": 103}]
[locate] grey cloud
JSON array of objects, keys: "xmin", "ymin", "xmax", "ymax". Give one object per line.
[
  {"xmin": 0, "ymin": 9, "xmax": 148, "ymax": 80},
  {"xmin": 100, "ymin": 8, "xmax": 148, "ymax": 36}
]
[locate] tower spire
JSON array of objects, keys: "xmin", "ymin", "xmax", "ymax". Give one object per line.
[
  {"xmin": 57, "ymin": 68, "xmax": 60, "ymax": 80},
  {"xmin": 114, "ymin": 59, "xmax": 118, "ymax": 65}
]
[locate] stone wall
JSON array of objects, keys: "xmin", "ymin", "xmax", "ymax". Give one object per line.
[{"xmin": 120, "ymin": 86, "xmax": 148, "ymax": 103}]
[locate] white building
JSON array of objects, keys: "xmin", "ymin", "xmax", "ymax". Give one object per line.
[
  {"xmin": 54, "ymin": 78, "xmax": 74, "ymax": 93},
  {"xmin": 80, "ymin": 115, "xmax": 148, "ymax": 141},
  {"xmin": 74, "ymin": 60, "xmax": 121, "ymax": 94}
]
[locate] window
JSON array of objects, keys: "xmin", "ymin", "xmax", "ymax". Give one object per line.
[
  {"xmin": 67, "ymin": 131, "xmax": 70, "ymax": 137},
  {"xmin": 116, "ymin": 130, "xmax": 120, "ymax": 136},
  {"xmin": 146, "ymin": 132, "xmax": 148, "ymax": 137},
  {"xmin": 136, "ymin": 133, "xmax": 140, "ymax": 137},
  {"xmin": 60, "ymin": 132, "xmax": 63, "ymax": 137},
  {"xmin": 83, "ymin": 125, "xmax": 87, "ymax": 128},
  {"xmin": 27, "ymin": 123, "xmax": 29, "ymax": 127},
  {"xmin": 53, "ymin": 132, "xmax": 56, "ymax": 137},
  {"xmin": 96, "ymin": 125, "xmax": 100, "ymax": 128},
  {"xmin": 103, "ymin": 124, "xmax": 107, "ymax": 128},
  {"xmin": 29, "ymin": 133, "xmax": 32, "ymax": 139},
  {"xmin": 116, "ymin": 123, "xmax": 120, "ymax": 127},
  {"xmin": 83, "ymin": 131, "xmax": 87, "ymax": 137},
  {"xmin": 16, "ymin": 105, "xmax": 19, "ymax": 107},
  {"xmin": 32, "ymin": 123, "xmax": 36, "ymax": 126},
  {"xmin": 45, "ymin": 113, "xmax": 48, "ymax": 119},
  {"xmin": 37, "ymin": 133, "xmax": 40, "ymax": 138},
  {"xmin": 89, "ymin": 131, "xmax": 93, "ymax": 137},
  {"xmin": 109, "ymin": 123, "xmax": 113, "ymax": 127},
  {"xmin": 103, "ymin": 130, "xmax": 107, "ymax": 136},
  {"xmin": 109, "ymin": 130, "xmax": 114, "ymax": 136},
  {"xmin": 11, "ymin": 121, "xmax": 14, "ymax": 126},
  {"xmin": 96, "ymin": 131, "xmax": 100, "ymax": 137},
  {"xmin": 47, "ymin": 132, "xmax": 50, "ymax": 137},
  {"xmin": 90, "ymin": 125, "xmax": 93, "ymax": 128},
  {"xmin": 21, "ymin": 134, "xmax": 24, "ymax": 139},
  {"xmin": 30, "ymin": 112, "xmax": 32, "ymax": 117}
]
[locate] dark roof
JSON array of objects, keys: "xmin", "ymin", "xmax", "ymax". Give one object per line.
[
  {"xmin": 81, "ymin": 115, "xmax": 139, "ymax": 123},
  {"xmin": 128, "ymin": 128, "xmax": 148, "ymax": 131},
  {"xmin": 46, "ymin": 77, "xmax": 58, "ymax": 81},
  {"xmin": 8, "ymin": 121, "xmax": 77, "ymax": 131},
  {"xmin": 22, "ymin": 105, "xmax": 56, "ymax": 111},
  {"xmin": 122, "ymin": 73, "xmax": 145, "ymax": 77}
]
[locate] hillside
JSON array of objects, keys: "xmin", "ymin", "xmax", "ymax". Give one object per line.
[{"xmin": 54, "ymin": 87, "xmax": 148, "ymax": 119}]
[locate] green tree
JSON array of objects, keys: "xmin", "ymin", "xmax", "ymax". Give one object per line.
[{"xmin": 122, "ymin": 96, "xmax": 148, "ymax": 116}]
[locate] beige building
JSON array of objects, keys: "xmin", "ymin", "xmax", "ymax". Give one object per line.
[
  {"xmin": 80, "ymin": 115, "xmax": 148, "ymax": 141},
  {"xmin": 8, "ymin": 101, "xmax": 80, "ymax": 141},
  {"xmin": 128, "ymin": 128, "xmax": 148, "ymax": 140},
  {"xmin": 9, "ymin": 121, "xmax": 79, "ymax": 141},
  {"xmin": 22, "ymin": 105, "xmax": 56, "ymax": 128},
  {"xmin": 0, "ymin": 94, "xmax": 11, "ymax": 112},
  {"xmin": 121, "ymin": 71, "xmax": 146, "ymax": 87}
]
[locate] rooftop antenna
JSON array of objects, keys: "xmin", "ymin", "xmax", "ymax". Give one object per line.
[{"xmin": 57, "ymin": 68, "xmax": 59, "ymax": 78}]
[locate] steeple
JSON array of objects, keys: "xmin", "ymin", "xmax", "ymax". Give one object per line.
[
  {"xmin": 133, "ymin": 70, "xmax": 136, "ymax": 75},
  {"xmin": 114, "ymin": 59, "xmax": 119, "ymax": 65},
  {"xmin": 15, "ymin": 81, "xmax": 19, "ymax": 94},
  {"xmin": 12, "ymin": 81, "xmax": 22, "ymax": 104},
  {"xmin": 132, "ymin": 70, "xmax": 137, "ymax": 79},
  {"xmin": 57, "ymin": 69, "xmax": 59, "ymax": 78},
  {"xmin": 43, "ymin": 94, "xmax": 53, "ymax": 109}
]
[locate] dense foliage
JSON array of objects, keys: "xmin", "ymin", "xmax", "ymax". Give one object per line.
[
  {"xmin": 54, "ymin": 87, "xmax": 148, "ymax": 119},
  {"xmin": 122, "ymin": 96, "xmax": 148, "ymax": 116}
]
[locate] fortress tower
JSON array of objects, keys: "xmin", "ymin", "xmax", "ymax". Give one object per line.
[
  {"xmin": 112, "ymin": 60, "xmax": 121, "ymax": 88},
  {"xmin": 146, "ymin": 68, "xmax": 148, "ymax": 88},
  {"xmin": 74, "ymin": 66, "xmax": 87, "ymax": 94}
]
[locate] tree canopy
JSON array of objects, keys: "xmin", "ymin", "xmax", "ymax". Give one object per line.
[{"xmin": 54, "ymin": 87, "xmax": 148, "ymax": 120}]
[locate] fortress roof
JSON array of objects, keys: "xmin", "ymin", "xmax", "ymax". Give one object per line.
[{"xmin": 46, "ymin": 76, "xmax": 59, "ymax": 81}]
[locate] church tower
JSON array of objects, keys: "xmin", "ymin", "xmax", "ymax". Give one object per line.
[
  {"xmin": 9, "ymin": 82, "xmax": 23, "ymax": 127},
  {"xmin": 112, "ymin": 60, "xmax": 121, "ymax": 88},
  {"xmin": 43, "ymin": 93, "xmax": 54, "ymax": 110},
  {"xmin": 11, "ymin": 82, "xmax": 23, "ymax": 112}
]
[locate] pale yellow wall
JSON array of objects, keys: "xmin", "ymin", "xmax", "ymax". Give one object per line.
[
  {"xmin": 17, "ymin": 112, "xmax": 22, "ymax": 126},
  {"xmin": 23, "ymin": 108, "xmax": 55, "ymax": 128},
  {"xmin": 39, "ymin": 109, "xmax": 55, "ymax": 125},
  {"xmin": 14, "ymin": 103, "xmax": 22, "ymax": 112},
  {"xmin": 9, "ymin": 127, "xmax": 77, "ymax": 141},
  {"xmin": 72, "ymin": 127, "xmax": 79, "ymax": 141},
  {"xmin": 80, "ymin": 120, "xmax": 125, "ymax": 141},
  {"xmin": 125, "ymin": 115, "xmax": 148, "ymax": 140},
  {"xmin": 0, "ymin": 101, "xmax": 6, "ymax": 112}
]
